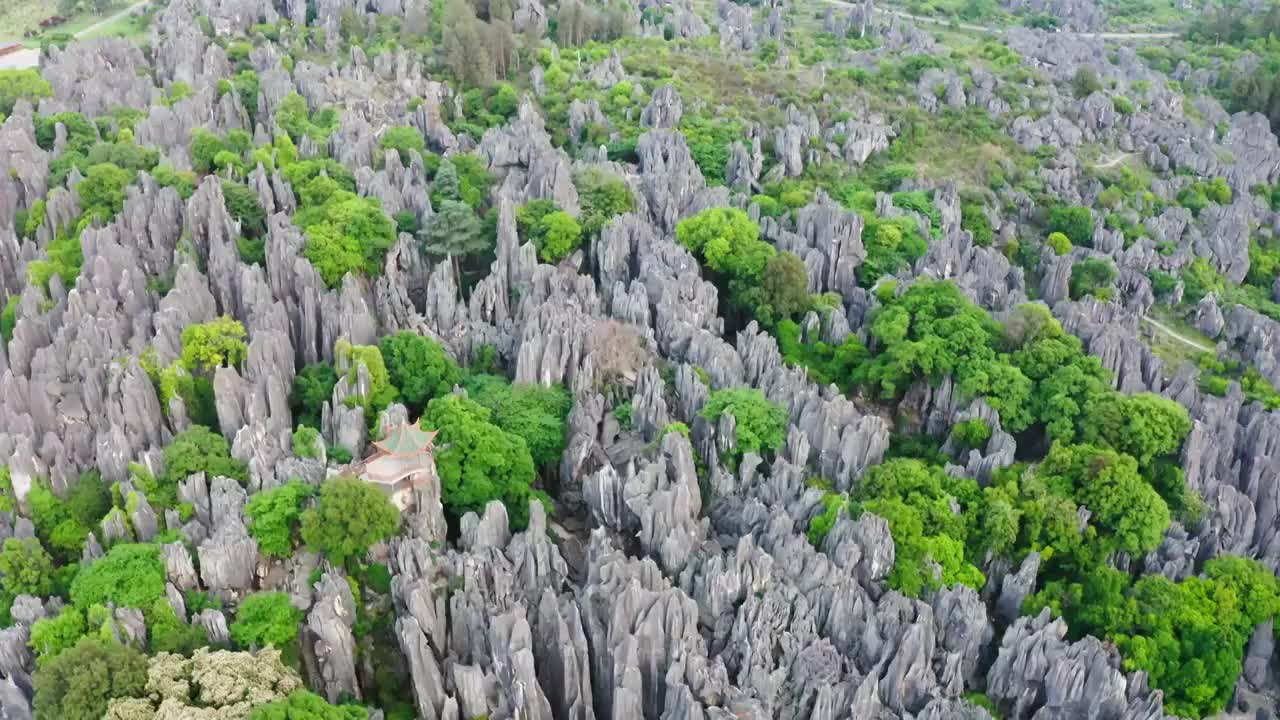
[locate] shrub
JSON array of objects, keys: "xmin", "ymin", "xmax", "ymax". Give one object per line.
[
  {"xmin": 951, "ymin": 418, "xmax": 992, "ymax": 451},
  {"xmin": 292, "ymin": 427, "xmax": 322, "ymax": 459},
  {"xmin": 1046, "ymin": 231, "xmax": 1072, "ymax": 255},
  {"xmin": 700, "ymin": 388, "xmax": 787, "ymax": 467}
]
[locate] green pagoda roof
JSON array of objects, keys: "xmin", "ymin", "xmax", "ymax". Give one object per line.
[{"xmin": 372, "ymin": 420, "xmax": 438, "ymax": 458}]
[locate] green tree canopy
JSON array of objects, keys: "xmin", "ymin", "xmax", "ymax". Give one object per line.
[
  {"xmin": 291, "ymin": 363, "xmax": 338, "ymax": 429},
  {"xmin": 33, "ymin": 637, "xmax": 148, "ymax": 720},
  {"xmin": 1068, "ymin": 257, "xmax": 1117, "ymax": 300},
  {"xmin": 378, "ymin": 331, "xmax": 462, "ymax": 413},
  {"xmin": 700, "ymin": 388, "xmax": 787, "ymax": 467},
  {"xmin": 0, "ymin": 537, "xmax": 56, "ymax": 598},
  {"xmin": 77, "ymin": 163, "xmax": 133, "ymax": 222},
  {"xmin": 231, "ymin": 592, "xmax": 305, "ymax": 650},
  {"xmin": 249, "ymin": 690, "xmax": 367, "ymax": 720},
  {"xmin": 162, "ymin": 426, "xmax": 250, "ymax": 491},
  {"xmin": 535, "ymin": 210, "xmax": 582, "ymax": 262},
  {"xmin": 575, "ymin": 168, "xmax": 634, "ymax": 236},
  {"xmin": 1080, "ymin": 392, "xmax": 1191, "ymax": 469},
  {"xmin": 852, "ymin": 458, "xmax": 985, "ymax": 597},
  {"xmin": 297, "ymin": 187, "xmax": 396, "ymax": 289},
  {"xmin": 464, "ymin": 375, "xmax": 572, "ymax": 470},
  {"xmin": 379, "ymin": 126, "xmax": 425, "ymax": 165},
  {"xmin": 181, "ymin": 316, "xmax": 248, "ymax": 372},
  {"xmin": 0, "ymin": 70, "xmax": 52, "ymax": 117},
  {"xmin": 1036, "ymin": 443, "xmax": 1170, "ymax": 558},
  {"xmin": 1047, "ymin": 205, "xmax": 1094, "ymax": 247},
  {"xmin": 676, "ymin": 207, "xmax": 772, "ymax": 281},
  {"xmin": 69, "ymin": 543, "xmax": 167, "ymax": 610},
  {"xmin": 30, "ymin": 607, "xmax": 86, "ymax": 665},
  {"xmin": 300, "ymin": 477, "xmax": 400, "ymax": 567},
  {"xmin": 246, "ymin": 480, "xmax": 316, "ymax": 558},
  {"xmin": 421, "ymin": 199, "xmax": 488, "ymax": 284},
  {"xmin": 424, "ymin": 393, "xmax": 540, "ymax": 528}
]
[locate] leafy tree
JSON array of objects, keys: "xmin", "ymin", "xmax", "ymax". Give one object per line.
[
  {"xmin": 575, "ymin": 168, "xmax": 634, "ymax": 236},
  {"xmin": 450, "ymin": 153, "xmax": 493, "ymax": 209},
  {"xmin": 162, "ymin": 426, "xmax": 250, "ymax": 492},
  {"xmin": 1080, "ymin": 392, "xmax": 1191, "ymax": 469},
  {"xmin": 1046, "ymin": 205, "xmax": 1094, "ymax": 247},
  {"xmin": 0, "ymin": 538, "xmax": 55, "ymax": 598},
  {"xmin": 516, "ymin": 199, "xmax": 557, "ymax": 242},
  {"xmin": 677, "ymin": 207, "xmax": 770, "ymax": 280},
  {"xmin": 960, "ymin": 203, "xmax": 993, "ymax": 246},
  {"xmin": 300, "ymin": 478, "xmax": 400, "ymax": 567},
  {"xmin": 30, "ymin": 607, "xmax": 86, "ymax": 665},
  {"xmin": 222, "ymin": 180, "xmax": 268, "ymax": 239},
  {"xmin": 431, "ymin": 157, "xmax": 462, "ymax": 205},
  {"xmin": 422, "ymin": 199, "xmax": 488, "ymax": 284},
  {"xmin": 700, "ymin": 388, "xmax": 787, "ymax": 467},
  {"xmin": 0, "ymin": 70, "xmax": 52, "ymax": 117},
  {"xmin": 1036, "ymin": 443, "xmax": 1170, "ymax": 557},
  {"xmin": 951, "ymin": 418, "xmax": 992, "ymax": 451},
  {"xmin": 1046, "ymin": 231, "xmax": 1072, "ymax": 255},
  {"xmin": 32, "ymin": 637, "xmax": 148, "ymax": 720},
  {"xmin": 774, "ymin": 319, "xmax": 869, "ymax": 390},
  {"xmin": 1071, "ymin": 67, "xmax": 1103, "ymax": 98},
  {"xmin": 69, "ymin": 543, "xmax": 167, "ymax": 610},
  {"xmin": 249, "ymin": 690, "xmax": 366, "ymax": 720},
  {"xmin": 424, "ymin": 394, "xmax": 540, "ymax": 528},
  {"xmin": 1, "ymin": 296, "xmax": 17, "ymax": 343},
  {"xmin": 146, "ymin": 597, "xmax": 207, "ymax": 655},
  {"xmin": 855, "ymin": 281, "xmax": 1033, "ymax": 430},
  {"xmin": 749, "ymin": 251, "xmax": 811, "ymax": 326},
  {"xmin": 379, "ymin": 126, "xmax": 425, "ymax": 165},
  {"xmin": 298, "ymin": 191, "xmax": 397, "ymax": 289},
  {"xmin": 378, "ymin": 331, "xmax": 462, "ymax": 412},
  {"xmin": 77, "ymin": 163, "xmax": 133, "ymax": 222},
  {"xmin": 464, "ymin": 375, "xmax": 572, "ymax": 470},
  {"xmin": 851, "ymin": 459, "xmax": 985, "ymax": 597},
  {"xmin": 68, "ymin": 470, "xmax": 112, "ymax": 529},
  {"xmin": 1068, "ymin": 257, "xmax": 1117, "ymax": 300},
  {"xmin": 536, "ymin": 210, "xmax": 582, "ymax": 262},
  {"xmin": 292, "ymin": 427, "xmax": 323, "ymax": 459},
  {"xmin": 246, "ymin": 480, "xmax": 317, "ymax": 558},
  {"xmin": 676, "ymin": 207, "xmax": 784, "ymax": 323},
  {"xmin": 857, "ymin": 219, "xmax": 928, "ymax": 287},
  {"xmin": 181, "ymin": 316, "xmax": 248, "ymax": 372},
  {"xmin": 26, "ymin": 480, "xmax": 89, "ymax": 563},
  {"xmin": 231, "ymin": 592, "xmax": 304, "ymax": 650},
  {"xmin": 291, "ymin": 363, "xmax": 338, "ymax": 429}
]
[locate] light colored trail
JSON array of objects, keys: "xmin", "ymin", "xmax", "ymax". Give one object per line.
[
  {"xmin": 1141, "ymin": 315, "xmax": 1215, "ymax": 353},
  {"xmin": 73, "ymin": 0, "xmax": 150, "ymax": 38},
  {"xmin": 1095, "ymin": 152, "xmax": 1133, "ymax": 169}
]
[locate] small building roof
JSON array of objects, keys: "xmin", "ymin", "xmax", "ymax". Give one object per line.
[{"xmin": 372, "ymin": 420, "xmax": 438, "ymax": 458}]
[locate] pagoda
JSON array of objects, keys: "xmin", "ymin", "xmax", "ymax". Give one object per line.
[{"xmin": 354, "ymin": 420, "xmax": 439, "ymax": 511}]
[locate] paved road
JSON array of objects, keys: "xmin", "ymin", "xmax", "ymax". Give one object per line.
[{"xmin": 821, "ymin": 0, "xmax": 1178, "ymax": 41}]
